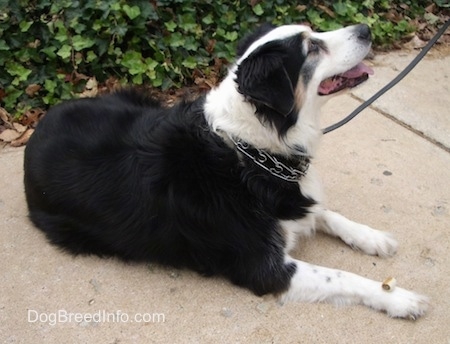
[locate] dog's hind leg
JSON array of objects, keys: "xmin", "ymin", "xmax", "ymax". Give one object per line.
[
  {"xmin": 316, "ymin": 209, "xmax": 398, "ymax": 257},
  {"xmin": 281, "ymin": 258, "xmax": 428, "ymax": 319}
]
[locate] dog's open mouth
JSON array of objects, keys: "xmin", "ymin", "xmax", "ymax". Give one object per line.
[{"xmin": 318, "ymin": 62, "xmax": 374, "ymax": 96}]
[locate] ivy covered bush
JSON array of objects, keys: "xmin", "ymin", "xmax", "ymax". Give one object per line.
[{"xmin": 0, "ymin": 0, "xmax": 447, "ymax": 116}]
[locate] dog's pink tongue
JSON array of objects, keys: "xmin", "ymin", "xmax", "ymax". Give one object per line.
[
  {"xmin": 341, "ymin": 62, "xmax": 374, "ymax": 78},
  {"xmin": 318, "ymin": 62, "xmax": 374, "ymax": 95}
]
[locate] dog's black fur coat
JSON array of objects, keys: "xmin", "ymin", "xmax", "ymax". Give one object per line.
[{"xmin": 24, "ymin": 85, "xmax": 314, "ymax": 295}]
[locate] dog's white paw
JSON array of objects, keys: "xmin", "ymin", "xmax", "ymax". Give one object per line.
[
  {"xmin": 343, "ymin": 226, "xmax": 398, "ymax": 257},
  {"xmin": 370, "ymin": 287, "xmax": 429, "ymax": 320},
  {"xmin": 363, "ymin": 229, "xmax": 398, "ymax": 257}
]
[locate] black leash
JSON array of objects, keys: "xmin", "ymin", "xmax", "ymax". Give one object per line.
[{"xmin": 323, "ymin": 19, "xmax": 450, "ymax": 134}]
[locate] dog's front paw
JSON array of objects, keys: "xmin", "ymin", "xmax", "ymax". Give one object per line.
[
  {"xmin": 365, "ymin": 230, "xmax": 398, "ymax": 257},
  {"xmin": 343, "ymin": 226, "xmax": 398, "ymax": 257},
  {"xmin": 383, "ymin": 288, "xmax": 429, "ymax": 320}
]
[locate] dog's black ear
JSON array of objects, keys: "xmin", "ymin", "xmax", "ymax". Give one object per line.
[{"xmin": 236, "ymin": 41, "xmax": 295, "ymax": 117}]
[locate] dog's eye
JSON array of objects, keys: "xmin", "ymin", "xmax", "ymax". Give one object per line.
[{"xmin": 308, "ymin": 40, "xmax": 320, "ymax": 54}]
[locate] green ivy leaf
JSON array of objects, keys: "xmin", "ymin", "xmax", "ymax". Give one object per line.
[
  {"xmin": 435, "ymin": 0, "xmax": 450, "ymax": 7},
  {"xmin": 168, "ymin": 32, "xmax": 185, "ymax": 47},
  {"xmin": 182, "ymin": 56, "xmax": 197, "ymax": 69},
  {"xmin": 44, "ymin": 79, "xmax": 57, "ymax": 93},
  {"xmin": 54, "ymin": 21, "xmax": 69, "ymax": 43},
  {"xmin": 2, "ymin": 87, "xmax": 22, "ymax": 110},
  {"xmin": 333, "ymin": 3, "xmax": 348, "ymax": 16},
  {"xmin": 121, "ymin": 51, "xmax": 147, "ymax": 75},
  {"xmin": 0, "ymin": 40, "xmax": 8, "ymax": 50},
  {"xmin": 111, "ymin": 23, "xmax": 128, "ymax": 37},
  {"xmin": 223, "ymin": 31, "xmax": 238, "ymax": 42},
  {"xmin": 123, "ymin": 4, "xmax": 141, "ymax": 20},
  {"xmin": 57, "ymin": 45, "xmax": 72, "ymax": 59},
  {"xmin": 110, "ymin": 2, "xmax": 121, "ymax": 11},
  {"xmin": 184, "ymin": 37, "xmax": 199, "ymax": 51},
  {"xmin": 86, "ymin": 50, "xmax": 97, "ymax": 63},
  {"xmin": 165, "ymin": 21, "xmax": 177, "ymax": 32},
  {"xmin": 307, "ymin": 8, "xmax": 325, "ymax": 25},
  {"xmin": 252, "ymin": 4, "xmax": 264, "ymax": 16},
  {"xmin": 222, "ymin": 11, "xmax": 237, "ymax": 26},
  {"xmin": 132, "ymin": 74, "xmax": 143, "ymax": 85},
  {"xmin": 202, "ymin": 14, "xmax": 213, "ymax": 25},
  {"xmin": 179, "ymin": 13, "xmax": 197, "ymax": 32},
  {"xmin": 41, "ymin": 47, "xmax": 57, "ymax": 59},
  {"xmin": 5, "ymin": 61, "xmax": 32, "ymax": 81},
  {"xmin": 19, "ymin": 21, "xmax": 33, "ymax": 32},
  {"xmin": 152, "ymin": 77, "xmax": 163, "ymax": 88},
  {"xmin": 72, "ymin": 35, "xmax": 96, "ymax": 51},
  {"xmin": 144, "ymin": 58, "xmax": 159, "ymax": 70}
]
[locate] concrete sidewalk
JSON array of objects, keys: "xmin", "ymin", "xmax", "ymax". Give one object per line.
[{"xmin": 1, "ymin": 48, "xmax": 449, "ymax": 343}]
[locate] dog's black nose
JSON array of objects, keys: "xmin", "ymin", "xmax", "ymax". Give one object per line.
[{"xmin": 355, "ymin": 24, "xmax": 371, "ymax": 42}]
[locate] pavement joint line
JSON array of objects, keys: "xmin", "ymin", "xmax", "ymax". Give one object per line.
[{"xmin": 349, "ymin": 93, "xmax": 450, "ymax": 154}]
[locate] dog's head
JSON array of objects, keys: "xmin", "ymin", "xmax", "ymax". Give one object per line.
[{"xmin": 233, "ymin": 24, "xmax": 373, "ymax": 136}]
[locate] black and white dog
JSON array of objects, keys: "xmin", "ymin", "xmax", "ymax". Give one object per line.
[{"xmin": 24, "ymin": 23, "xmax": 428, "ymax": 318}]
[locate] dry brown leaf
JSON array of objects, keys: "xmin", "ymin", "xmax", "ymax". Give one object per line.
[
  {"xmin": 318, "ymin": 5, "xmax": 335, "ymax": 18},
  {"xmin": 206, "ymin": 39, "xmax": 216, "ymax": 54},
  {"xmin": 25, "ymin": 84, "xmax": 42, "ymax": 97},
  {"xmin": 11, "ymin": 128, "xmax": 34, "ymax": 147},
  {"xmin": 425, "ymin": 3, "xmax": 436, "ymax": 13},
  {"xmin": 404, "ymin": 35, "xmax": 428, "ymax": 49},
  {"xmin": 70, "ymin": 70, "xmax": 90, "ymax": 84},
  {"xmin": 78, "ymin": 77, "xmax": 98, "ymax": 98},
  {"xmin": 19, "ymin": 108, "xmax": 45, "ymax": 128},
  {"xmin": 0, "ymin": 107, "xmax": 12, "ymax": 127},
  {"xmin": 27, "ymin": 39, "xmax": 40, "ymax": 49},
  {"xmin": 0, "ymin": 88, "xmax": 6, "ymax": 102},
  {"xmin": 0, "ymin": 129, "xmax": 22, "ymax": 142},
  {"xmin": 13, "ymin": 122, "xmax": 27, "ymax": 133},
  {"xmin": 385, "ymin": 9, "xmax": 402, "ymax": 23},
  {"xmin": 104, "ymin": 76, "xmax": 121, "ymax": 92}
]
